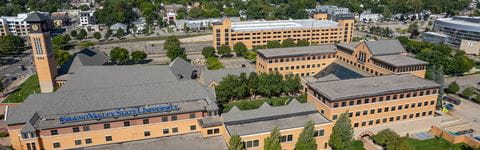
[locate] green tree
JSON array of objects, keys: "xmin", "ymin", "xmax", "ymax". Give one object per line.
[
  {"xmin": 176, "ymin": 8, "xmax": 187, "ymax": 19},
  {"xmin": 105, "ymin": 30, "xmax": 112, "ymax": 39},
  {"xmin": 79, "ymin": 41, "xmax": 95, "ymax": 49},
  {"xmin": 52, "ymin": 35, "xmax": 69, "ymax": 50},
  {"xmin": 130, "ymin": 51, "xmax": 147, "ymax": 64},
  {"xmin": 216, "ymin": 74, "xmax": 239, "ymax": 103},
  {"xmin": 264, "ymin": 127, "xmax": 282, "ymax": 150},
  {"xmin": 462, "ymin": 87, "xmax": 475, "ymax": 98},
  {"xmin": 202, "ymin": 46, "xmax": 216, "ymax": 58},
  {"xmin": 93, "ymin": 32, "xmax": 102, "ymax": 40},
  {"xmin": 70, "ymin": 30, "xmax": 78, "ymax": 38},
  {"xmin": 0, "ymin": 34, "xmax": 25, "ymax": 54},
  {"xmin": 246, "ymin": 0, "xmax": 272, "ymax": 19},
  {"xmin": 164, "ymin": 36, "xmax": 187, "ymax": 61},
  {"xmin": 233, "ymin": 42, "xmax": 247, "ymax": 57},
  {"xmin": 77, "ymin": 29, "xmax": 88, "ymax": 40},
  {"xmin": 247, "ymin": 72, "xmax": 259, "ymax": 98},
  {"xmin": 109, "ymin": 47, "xmax": 130, "ymax": 64},
  {"xmin": 281, "ymin": 38, "xmax": 296, "ymax": 48},
  {"xmin": 296, "ymin": 39, "xmax": 310, "ymax": 47},
  {"xmin": 79, "ymin": 4, "xmax": 89, "ymax": 11},
  {"xmin": 228, "ymin": 135, "xmax": 244, "ymax": 150},
  {"xmin": 224, "ymin": 7, "xmax": 240, "ymax": 17},
  {"xmin": 283, "ymin": 75, "xmax": 302, "ymax": 95},
  {"xmin": 54, "ymin": 49, "xmax": 71, "ymax": 66},
  {"xmin": 115, "ymin": 29, "xmax": 126, "ymax": 39},
  {"xmin": 94, "ymin": 0, "xmax": 137, "ymax": 25},
  {"xmin": 206, "ymin": 57, "xmax": 224, "ymax": 70},
  {"xmin": 408, "ymin": 22, "xmax": 419, "ymax": 33},
  {"xmin": 295, "ymin": 121, "xmax": 317, "ymax": 150},
  {"xmin": 267, "ymin": 40, "xmax": 282, "ymax": 48},
  {"xmin": 189, "ymin": 7, "xmax": 204, "ymax": 18},
  {"xmin": 446, "ymin": 82, "xmax": 460, "ymax": 94},
  {"xmin": 329, "ymin": 112, "xmax": 354, "ymax": 150},
  {"xmin": 218, "ymin": 45, "xmax": 232, "ymax": 56}
]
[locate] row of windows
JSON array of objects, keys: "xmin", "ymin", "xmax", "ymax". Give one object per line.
[
  {"xmin": 267, "ymin": 54, "xmax": 334, "ymax": 63},
  {"xmin": 53, "ymin": 126, "xmax": 197, "ymax": 149},
  {"xmin": 322, "ymin": 89, "xmax": 438, "ymax": 108},
  {"xmin": 50, "ymin": 113, "xmax": 197, "ymax": 136},
  {"xmin": 331, "ymin": 100, "xmax": 435, "ymax": 120},
  {"xmin": 269, "ymin": 63, "xmax": 327, "ymax": 72},
  {"xmin": 353, "ymin": 111, "xmax": 433, "ymax": 128},
  {"xmin": 243, "ymin": 130, "xmax": 325, "ymax": 148},
  {"xmin": 231, "ymin": 29, "xmax": 341, "ymax": 36}
]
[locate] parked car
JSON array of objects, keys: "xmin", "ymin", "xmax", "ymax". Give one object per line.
[{"xmin": 444, "ymin": 94, "xmax": 461, "ymax": 105}]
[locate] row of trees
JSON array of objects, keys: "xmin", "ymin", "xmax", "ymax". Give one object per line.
[
  {"xmin": 0, "ymin": 34, "xmax": 25, "ymax": 55},
  {"xmin": 51, "ymin": 35, "xmax": 73, "ymax": 66},
  {"xmin": 228, "ymin": 121, "xmax": 318, "ymax": 150},
  {"xmin": 396, "ymin": 36, "xmax": 475, "ymax": 77},
  {"xmin": 368, "ymin": 26, "xmax": 393, "ymax": 38},
  {"xmin": 215, "ymin": 72, "xmax": 302, "ymax": 104},
  {"xmin": 109, "ymin": 47, "xmax": 147, "ymax": 65},
  {"xmin": 0, "ymin": 0, "xmax": 69, "ymax": 16},
  {"xmin": 164, "ymin": 36, "xmax": 188, "ymax": 61},
  {"xmin": 324, "ymin": 0, "xmax": 471, "ymax": 17},
  {"xmin": 371, "ymin": 129, "xmax": 412, "ymax": 150}
]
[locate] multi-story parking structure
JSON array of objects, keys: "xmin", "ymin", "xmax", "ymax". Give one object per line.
[
  {"xmin": 306, "ymin": 74, "xmax": 439, "ymax": 130},
  {"xmin": 433, "ymin": 16, "xmax": 480, "ymax": 48},
  {"xmin": 222, "ymin": 100, "xmax": 333, "ymax": 150},
  {"xmin": 212, "ymin": 14, "xmax": 354, "ymax": 49},
  {"xmin": 256, "ymin": 40, "xmax": 428, "ymax": 79}
]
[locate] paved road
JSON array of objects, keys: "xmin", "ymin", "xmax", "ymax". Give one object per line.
[{"xmin": 448, "ymin": 99, "xmax": 480, "ymax": 134}]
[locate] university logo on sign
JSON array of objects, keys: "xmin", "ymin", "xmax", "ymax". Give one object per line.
[{"xmin": 59, "ymin": 104, "xmax": 180, "ymax": 124}]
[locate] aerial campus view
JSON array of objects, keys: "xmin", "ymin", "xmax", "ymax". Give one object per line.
[{"xmin": 0, "ymin": 0, "xmax": 479, "ymax": 150}]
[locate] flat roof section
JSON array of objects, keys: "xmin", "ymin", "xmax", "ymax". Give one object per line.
[
  {"xmin": 372, "ymin": 54, "xmax": 428, "ymax": 67},
  {"xmin": 257, "ymin": 45, "xmax": 336, "ymax": 59},
  {"xmin": 69, "ymin": 133, "xmax": 227, "ymax": 150},
  {"xmin": 308, "ymin": 74, "xmax": 440, "ymax": 101},
  {"xmin": 231, "ymin": 19, "xmax": 339, "ymax": 32}
]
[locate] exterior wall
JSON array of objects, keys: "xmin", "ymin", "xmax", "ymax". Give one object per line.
[
  {"xmin": 430, "ymin": 126, "xmax": 480, "ymax": 148},
  {"xmin": 307, "ymin": 87, "xmax": 438, "ymax": 130},
  {"xmin": 225, "ymin": 123, "xmax": 333, "ymax": 150},
  {"xmin": 313, "ymin": 13, "xmax": 328, "ymax": 20},
  {"xmin": 29, "ymin": 32, "xmax": 57, "ymax": 93},
  {"xmin": 201, "ymin": 125, "xmax": 225, "ymax": 138},
  {"xmin": 212, "ymin": 18, "xmax": 354, "ymax": 49},
  {"xmin": 256, "ymin": 53, "xmax": 336, "ymax": 77},
  {"xmin": 10, "ymin": 112, "xmax": 213, "ymax": 150}
]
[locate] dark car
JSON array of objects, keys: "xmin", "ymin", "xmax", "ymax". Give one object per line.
[{"xmin": 444, "ymin": 94, "xmax": 461, "ymax": 105}]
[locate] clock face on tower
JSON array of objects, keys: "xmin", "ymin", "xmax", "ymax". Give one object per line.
[{"xmin": 31, "ymin": 24, "xmax": 39, "ymax": 31}]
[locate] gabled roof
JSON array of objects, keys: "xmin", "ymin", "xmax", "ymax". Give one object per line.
[
  {"xmin": 199, "ymin": 67, "xmax": 254, "ymax": 85},
  {"xmin": 169, "ymin": 58, "xmax": 196, "ymax": 80},
  {"xmin": 24, "ymin": 12, "xmax": 49, "ymax": 22},
  {"xmin": 364, "ymin": 40, "xmax": 406, "ymax": 56},
  {"xmin": 336, "ymin": 42, "xmax": 360, "ymax": 51}
]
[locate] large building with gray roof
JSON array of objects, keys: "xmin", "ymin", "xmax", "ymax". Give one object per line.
[{"xmin": 433, "ymin": 16, "xmax": 480, "ymax": 48}]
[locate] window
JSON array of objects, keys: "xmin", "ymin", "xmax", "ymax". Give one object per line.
[
  {"xmin": 377, "ymin": 108, "xmax": 382, "ymax": 113},
  {"xmin": 396, "ymin": 116, "xmax": 401, "ymax": 120},
  {"xmin": 424, "ymin": 101, "xmax": 429, "ymax": 106},
  {"xmin": 349, "ymin": 101, "xmax": 354, "ymax": 106},
  {"xmin": 333, "ymin": 103, "xmax": 339, "ymax": 108},
  {"xmin": 124, "ymin": 121, "xmax": 130, "ymax": 127},
  {"xmin": 72, "ymin": 127, "xmax": 80, "ymax": 133},
  {"xmin": 405, "ymin": 104, "xmax": 409, "ymax": 109},
  {"xmin": 280, "ymin": 134, "xmax": 293, "ymax": 143},
  {"xmin": 83, "ymin": 125, "xmax": 90, "ymax": 131},
  {"xmin": 386, "ymin": 96, "xmax": 391, "ymax": 101},
  {"xmin": 50, "ymin": 130, "xmax": 58, "ymax": 135},
  {"xmin": 368, "ymin": 120, "xmax": 373, "ymax": 125},
  {"xmin": 314, "ymin": 130, "xmax": 325, "ymax": 137},
  {"xmin": 389, "ymin": 117, "xmax": 394, "ymax": 122},
  {"xmin": 214, "ymin": 128, "xmax": 220, "ymax": 134},
  {"xmin": 411, "ymin": 103, "xmax": 416, "ymax": 108},
  {"xmin": 143, "ymin": 119, "xmax": 149, "ymax": 124},
  {"xmin": 422, "ymin": 112, "xmax": 426, "ymax": 116},
  {"xmin": 332, "ymin": 115, "xmax": 338, "ymax": 120},
  {"xmin": 188, "ymin": 125, "xmax": 196, "ymax": 131},
  {"xmin": 105, "ymin": 136, "xmax": 112, "ymax": 142},
  {"xmin": 376, "ymin": 119, "xmax": 381, "ymax": 124},
  {"xmin": 370, "ymin": 109, "xmax": 375, "ymax": 114},
  {"xmin": 355, "ymin": 111, "xmax": 361, "ymax": 116},
  {"xmin": 391, "ymin": 106, "xmax": 396, "ymax": 111},
  {"xmin": 384, "ymin": 107, "xmax": 389, "ymax": 112},
  {"xmin": 75, "ymin": 139, "xmax": 82, "ymax": 145},
  {"xmin": 372, "ymin": 98, "xmax": 377, "ymax": 103},
  {"xmin": 354, "ymin": 123, "xmax": 359, "ymax": 127},
  {"xmin": 361, "ymin": 122, "xmax": 366, "ymax": 126},
  {"xmin": 163, "ymin": 128, "xmax": 169, "ymax": 134},
  {"xmin": 85, "ymin": 138, "xmax": 92, "ymax": 144},
  {"xmin": 33, "ymin": 38, "xmax": 43, "ymax": 55},
  {"xmin": 162, "ymin": 116, "xmax": 169, "ymax": 122},
  {"xmin": 349, "ymin": 112, "xmax": 353, "ymax": 117},
  {"xmin": 403, "ymin": 115, "xmax": 407, "ymax": 119},
  {"xmin": 144, "ymin": 131, "xmax": 151, "ymax": 137},
  {"xmin": 382, "ymin": 118, "xmax": 387, "ymax": 123},
  {"xmin": 409, "ymin": 114, "xmax": 414, "ymax": 118},
  {"xmin": 364, "ymin": 98, "xmax": 370, "ymax": 103},
  {"xmin": 430, "ymin": 100, "xmax": 435, "ymax": 105},
  {"xmin": 172, "ymin": 127, "xmax": 179, "ymax": 133},
  {"xmin": 341, "ymin": 101, "xmax": 346, "ymax": 107},
  {"xmin": 356, "ymin": 99, "xmax": 362, "ymax": 105},
  {"xmin": 53, "ymin": 142, "xmax": 61, "ymax": 148},
  {"xmin": 171, "ymin": 115, "xmax": 178, "ymax": 121},
  {"xmin": 428, "ymin": 111, "xmax": 433, "ymax": 115},
  {"xmin": 245, "ymin": 140, "xmax": 259, "ymax": 148},
  {"xmin": 416, "ymin": 113, "xmax": 420, "ymax": 117},
  {"xmin": 104, "ymin": 123, "xmax": 110, "ymax": 129},
  {"xmin": 398, "ymin": 105, "xmax": 403, "ymax": 110}
]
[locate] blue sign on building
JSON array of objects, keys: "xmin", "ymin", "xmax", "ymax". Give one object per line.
[{"xmin": 59, "ymin": 104, "xmax": 180, "ymax": 124}]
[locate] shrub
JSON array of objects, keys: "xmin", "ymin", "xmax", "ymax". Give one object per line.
[
  {"xmin": 446, "ymin": 82, "xmax": 460, "ymax": 94},
  {"xmin": 0, "ymin": 132, "xmax": 9, "ymax": 137},
  {"xmin": 462, "ymin": 87, "xmax": 475, "ymax": 98}
]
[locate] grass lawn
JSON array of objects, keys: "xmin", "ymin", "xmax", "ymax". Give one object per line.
[
  {"xmin": 3, "ymin": 74, "xmax": 40, "ymax": 103},
  {"xmin": 407, "ymin": 137, "xmax": 472, "ymax": 150},
  {"xmin": 353, "ymin": 140, "xmax": 365, "ymax": 150},
  {"xmin": 222, "ymin": 94, "xmax": 307, "ymax": 112}
]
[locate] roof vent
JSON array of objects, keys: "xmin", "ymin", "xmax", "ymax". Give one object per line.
[{"xmin": 373, "ymin": 84, "xmax": 379, "ymax": 87}]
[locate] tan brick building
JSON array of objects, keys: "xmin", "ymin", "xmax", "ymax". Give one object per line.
[
  {"xmin": 212, "ymin": 14, "xmax": 354, "ymax": 49},
  {"xmin": 256, "ymin": 39, "xmax": 428, "ymax": 79}
]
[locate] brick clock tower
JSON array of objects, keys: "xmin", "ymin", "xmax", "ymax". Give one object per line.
[{"xmin": 25, "ymin": 12, "xmax": 57, "ymax": 93}]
